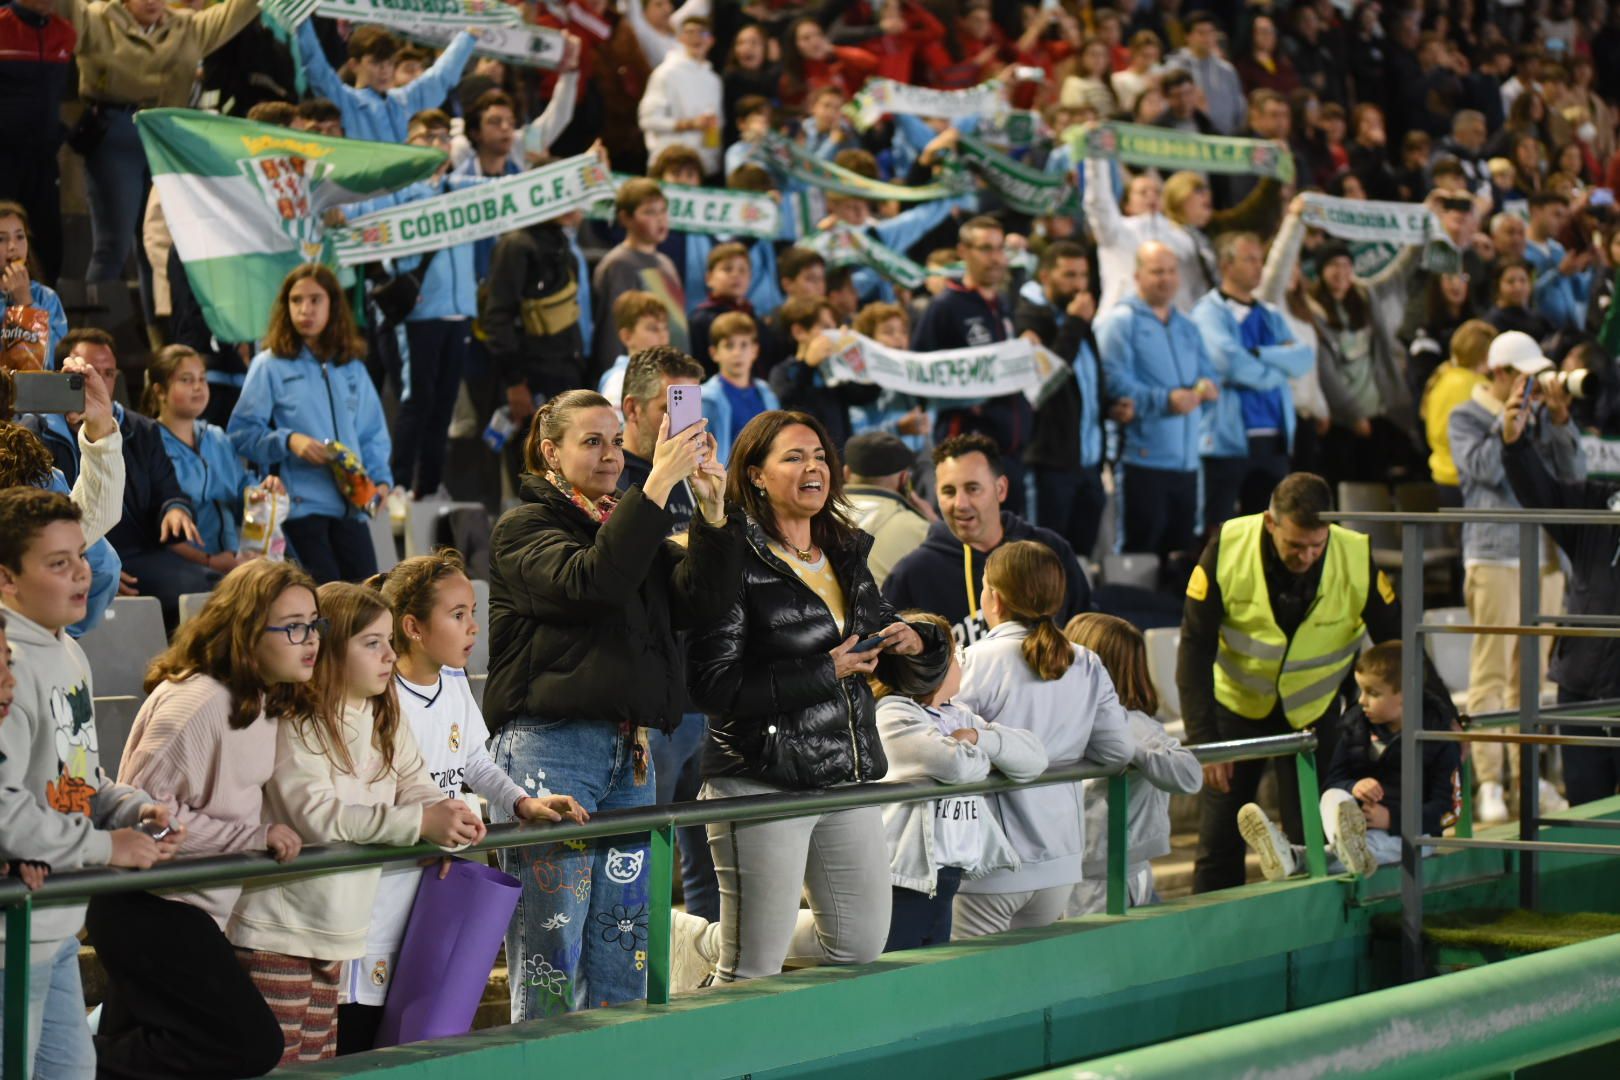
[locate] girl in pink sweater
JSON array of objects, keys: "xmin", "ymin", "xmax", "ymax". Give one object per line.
[
  {"xmin": 228, "ymin": 583, "xmax": 487, "ymax": 1066},
  {"xmin": 85, "ymin": 560, "xmax": 319, "ymax": 1079}
]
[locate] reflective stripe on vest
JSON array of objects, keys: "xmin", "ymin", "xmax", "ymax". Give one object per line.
[{"xmin": 1212, "ymin": 514, "xmax": 1370, "ymax": 727}]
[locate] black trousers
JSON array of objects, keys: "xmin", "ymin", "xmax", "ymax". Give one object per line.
[
  {"xmin": 393, "ymin": 319, "xmax": 471, "ymax": 497},
  {"xmin": 283, "ymin": 513, "xmax": 378, "ymax": 584},
  {"xmin": 1031, "ymin": 463, "xmax": 1108, "ymax": 562},
  {"xmin": 1558, "ymin": 685, "xmax": 1620, "ymax": 806},
  {"xmin": 1192, "ymin": 705, "xmax": 1341, "ymax": 894},
  {"xmin": 1121, "ymin": 465, "xmax": 1198, "ymax": 563},
  {"xmin": 336, "ymin": 1003, "xmax": 384, "ymax": 1056},
  {"xmin": 0, "ymin": 137, "xmax": 63, "ymax": 285},
  {"xmin": 1201, "ymin": 435, "xmax": 1292, "ymax": 538},
  {"xmin": 118, "ymin": 547, "xmax": 221, "ymax": 634},
  {"xmin": 86, "ymin": 891, "xmax": 283, "ymax": 1079},
  {"xmin": 885, "ymin": 867, "xmax": 964, "ymax": 951}
]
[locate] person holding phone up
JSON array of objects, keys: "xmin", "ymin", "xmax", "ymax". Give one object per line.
[{"xmin": 616, "ymin": 347, "xmax": 707, "ymax": 532}]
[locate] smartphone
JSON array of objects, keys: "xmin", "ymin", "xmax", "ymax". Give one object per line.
[
  {"xmin": 138, "ymin": 820, "xmax": 172, "ymax": 841},
  {"xmin": 852, "ymin": 633, "xmax": 888, "ymax": 653},
  {"xmin": 11, "ymin": 372, "xmax": 85, "ymax": 414},
  {"xmin": 667, "ymin": 383, "xmax": 703, "ymax": 440}
]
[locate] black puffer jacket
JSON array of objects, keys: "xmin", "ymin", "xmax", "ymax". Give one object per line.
[
  {"xmin": 486, "ymin": 474, "xmax": 741, "ymax": 733},
  {"xmin": 690, "ymin": 514, "xmax": 951, "ymax": 789}
]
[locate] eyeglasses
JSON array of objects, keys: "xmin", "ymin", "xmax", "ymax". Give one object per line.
[{"xmin": 263, "ymin": 618, "xmax": 329, "ymax": 645}]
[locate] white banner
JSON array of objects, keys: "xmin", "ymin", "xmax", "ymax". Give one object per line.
[
  {"xmin": 852, "ymin": 78, "xmax": 1004, "ymax": 129},
  {"xmin": 1299, "ymin": 193, "xmax": 1438, "ymax": 247},
  {"xmin": 1582, "ymin": 435, "xmax": 1620, "ymax": 478},
  {"xmin": 268, "ymin": 0, "xmax": 522, "ymax": 30},
  {"xmin": 821, "ymin": 332, "xmax": 1046, "ymax": 401},
  {"xmin": 399, "ymin": 21, "xmax": 566, "ymax": 69}
]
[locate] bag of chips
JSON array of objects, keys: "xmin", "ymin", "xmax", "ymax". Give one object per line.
[
  {"xmin": 238, "ymin": 487, "xmax": 290, "ymax": 561},
  {"xmin": 326, "ymin": 440, "xmax": 383, "ymax": 513},
  {"xmin": 1, "ymin": 305, "xmax": 50, "ymax": 372}
]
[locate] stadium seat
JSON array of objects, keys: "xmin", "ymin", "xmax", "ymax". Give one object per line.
[
  {"xmin": 1425, "ymin": 606, "xmax": 1472, "ymax": 706},
  {"xmin": 77, "ymin": 597, "xmax": 165, "ymax": 699},
  {"xmin": 94, "ymin": 696, "xmax": 143, "ymax": 781},
  {"xmin": 1144, "ymin": 626, "xmax": 1180, "ymax": 722},
  {"xmin": 405, "ymin": 498, "xmax": 491, "ymax": 560},
  {"xmin": 369, "ymin": 510, "xmax": 399, "ymax": 573},
  {"xmin": 1336, "ymin": 482, "xmax": 1403, "ymax": 571},
  {"xmin": 468, "ymin": 579, "xmax": 490, "ymax": 676},
  {"xmin": 468, "ymin": 673, "xmax": 487, "ymax": 709},
  {"xmin": 1103, "ymin": 552, "xmax": 1160, "ymax": 590},
  {"xmin": 177, "ymin": 592, "xmax": 211, "ymax": 625}
]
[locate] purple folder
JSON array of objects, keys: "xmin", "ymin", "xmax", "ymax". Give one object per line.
[{"xmin": 376, "ymin": 858, "xmax": 521, "ymax": 1047}]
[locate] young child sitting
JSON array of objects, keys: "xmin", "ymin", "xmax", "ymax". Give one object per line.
[
  {"xmin": 0, "ymin": 489, "xmax": 181, "ymax": 1077},
  {"xmin": 700, "ymin": 311, "xmax": 780, "ymax": 463},
  {"xmin": 1064, "ymin": 613, "xmax": 1201, "ymax": 914},
  {"xmin": 340, "ymin": 553, "xmax": 585, "ymax": 1051},
  {"xmin": 689, "ymin": 242, "xmax": 755, "ymax": 375},
  {"xmin": 597, "ymin": 291, "xmax": 673, "ymax": 409},
  {"xmin": 1240, "ymin": 642, "xmax": 1462, "ymax": 881},
  {"xmin": 875, "ymin": 611, "xmax": 1048, "ymax": 950}
]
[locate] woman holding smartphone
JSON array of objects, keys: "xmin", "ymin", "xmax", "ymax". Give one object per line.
[
  {"xmin": 485, "ymin": 388, "xmax": 738, "ymax": 1020},
  {"xmin": 685, "ymin": 410, "xmax": 950, "ymax": 985}
]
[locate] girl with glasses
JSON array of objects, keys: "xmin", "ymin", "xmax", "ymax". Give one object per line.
[
  {"xmin": 84, "ymin": 560, "xmax": 321, "ymax": 1079},
  {"xmin": 229, "ymin": 582, "xmax": 487, "ymax": 1065}
]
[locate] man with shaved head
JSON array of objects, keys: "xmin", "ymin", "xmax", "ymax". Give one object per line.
[{"xmin": 1095, "ymin": 241, "xmax": 1220, "ymax": 577}]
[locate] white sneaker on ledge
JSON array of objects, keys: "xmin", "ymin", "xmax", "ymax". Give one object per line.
[
  {"xmin": 1333, "ymin": 799, "xmax": 1378, "ymax": 879},
  {"xmin": 1476, "ymin": 782, "xmax": 1509, "ymax": 824},
  {"xmin": 1539, "ymin": 778, "xmax": 1569, "ymax": 815},
  {"xmin": 1238, "ymin": 803, "xmax": 1297, "ymax": 882},
  {"xmin": 670, "ymin": 910, "xmax": 717, "ymax": 993}
]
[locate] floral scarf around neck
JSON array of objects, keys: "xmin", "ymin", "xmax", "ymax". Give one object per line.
[{"xmin": 546, "ymin": 471, "xmax": 618, "ymax": 524}]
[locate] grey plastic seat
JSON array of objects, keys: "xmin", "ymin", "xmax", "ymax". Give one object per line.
[
  {"xmin": 177, "ymin": 592, "xmax": 211, "ymax": 625},
  {"xmin": 467, "ymin": 579, "xmax": 490, "ymax": 676},
  {"xmin": 1103, "ymin": 552, "xmax": 1161, "ymax": 590},
  {"xmin": 77, "ymin": 596, "xmax": 164, "ymax": 699}
]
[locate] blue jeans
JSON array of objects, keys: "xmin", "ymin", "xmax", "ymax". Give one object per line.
[
  {"xmin": 84, "ymin": 107, "xmax": 149, "ymax": 283},
  {"xmin": 490, "ymin": 717, "xmax": 655, "ymax": 1020},
  {"xmin": 0, "ymin": 937, "xmax": 97, "ymax": 1079},
  {"xmin": 649, "ymin": 715, "xmax": 719, "ymax": 922}
]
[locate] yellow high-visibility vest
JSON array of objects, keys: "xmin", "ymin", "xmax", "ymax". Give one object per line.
[{"xmin": 1212, "ymin": 514, "xmax": 1370, "ymax": 728}]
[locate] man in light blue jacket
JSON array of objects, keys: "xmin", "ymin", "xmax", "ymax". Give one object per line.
[
  {"xmin": 1190, "ymin": 232, "xmax": 1314, "ymax": 537},
  {"xmin": 294, "ymin": 20, "xmax": 477, "ymax": 145},
  {"xmin": 1096, "ymin": 241, "xmax": 1219, "ymax": 569}
]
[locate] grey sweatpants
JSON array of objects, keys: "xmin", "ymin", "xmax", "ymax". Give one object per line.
[
  {"xmin": 951, "ymin": 885, "xmax": 1072, "ymax": 938},
  {"xmin": 701, "ymin": 777, "xmax": 891, "ymax": 982}
]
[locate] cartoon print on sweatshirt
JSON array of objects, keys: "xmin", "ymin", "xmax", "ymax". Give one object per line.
[{"xmin": 45, "ymin": 680, "xmax": 97, "ymax": 814}]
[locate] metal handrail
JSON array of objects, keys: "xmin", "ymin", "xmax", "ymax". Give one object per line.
[
  {"xmin": 1322, "ymin": 508, "xmax": 1620, "ymax": 524},
  {"xmin": 2, "ymin": 732, "xmax": 1318, "ymax": 1073}
]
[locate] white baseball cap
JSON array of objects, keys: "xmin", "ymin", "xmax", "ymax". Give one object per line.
[{"xmin": 1486, "ymin": 331, "xmax": 1554, "ymax": 375}]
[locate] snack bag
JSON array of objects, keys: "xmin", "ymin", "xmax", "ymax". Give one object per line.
[
  {"xmin": 0, "ymin": 305, "xmax": 50, "ymax": 372},
  {"xmin": 326, "ymin": 440, "xmax": 382, "ymax": 513},
  {"xmin": 238, "ymin": 487, "xmax": 290, "ymax": 561}
]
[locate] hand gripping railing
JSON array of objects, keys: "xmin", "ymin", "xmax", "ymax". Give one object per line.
[
  {"xmin": 0, "ymin": 731, "xmax": 1318, "ymax": 1073},
  {"xmin": 1323, "ymin": 507, "xmax": 1620, "ymax": 983}
]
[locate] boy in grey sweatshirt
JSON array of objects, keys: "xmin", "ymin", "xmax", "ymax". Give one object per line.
[{"xmin": 0, "ymin": 489, "xmax": 178, "ymax": 1078}]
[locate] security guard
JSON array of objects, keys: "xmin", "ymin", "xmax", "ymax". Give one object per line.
[{"xmin": 1178, "ymin": 472, "xmax": 1401, "ymax": 892}]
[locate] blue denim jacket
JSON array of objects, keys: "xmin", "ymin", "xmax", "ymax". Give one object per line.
[{"xmin": 1449, "ymin": 386, "xmax": 1586, "ymax": 561}]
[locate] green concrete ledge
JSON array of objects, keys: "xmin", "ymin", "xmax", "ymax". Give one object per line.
[{"xmin": 282, "ymin": 797, "xmax": 1620, "ymax": 1079}]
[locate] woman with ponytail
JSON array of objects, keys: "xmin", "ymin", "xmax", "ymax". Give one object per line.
[{"xmin": 951, "ymin": 540, "xmax": 1135, "ymax": 938}]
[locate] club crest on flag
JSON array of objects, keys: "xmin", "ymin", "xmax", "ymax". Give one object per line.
[{"xmin": 240, "ymin": 154, "xmax": 334, "ymax": 262}]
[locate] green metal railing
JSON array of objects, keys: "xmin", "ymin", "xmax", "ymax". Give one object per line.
[{"xmin": 1, "ymin": 733, "xmax": 1320, "ymax": 1074}]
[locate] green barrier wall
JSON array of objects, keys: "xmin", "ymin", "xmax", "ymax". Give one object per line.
[{"xmin": 283, "ymin": 798, "xmax": 1620, "ymax": 1079}]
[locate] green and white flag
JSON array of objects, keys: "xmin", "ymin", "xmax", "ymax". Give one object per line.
[
  {"xmin": 798, "ymin": 227, "xmax": 928, "ymax": 289},
  {"xmin": 135, "ymin": 109, "xmax": 443, "ymax": 343},
  {"xmin": 759, "ymin": 132, "xmax": 969, "ymax": 203},
  {"xmin": 851, "ymin": 78, "xmax": 1003, "ymax": 130},
  {"xmin": 585, "ymin": 173, "xmax": 780, "ymax": 239},
  {"xmin": 1065, "ymin": 121, "xmax": 1295, "ymax": 184},
  {"xmin": 329, "ymin": 152, "xmax": 615, "ymax": 264},
  {"xmin": 822, "ymin": 331, "xmax": 1043, "ymax": 400},
  {"xmin": 263, "ymin": 0, "xmax": 521, "ymax": 32},
  {"xmin": 1300, "ymin": 193, "xmax": 1461, "ymax": 273},
  {"xmin": 956, "ymin": 133, "xmax": 1073, "ymax": 216}
]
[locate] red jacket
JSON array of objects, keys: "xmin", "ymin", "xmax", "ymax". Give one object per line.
[
  {"xmin": 0, "ymin": 1, "xmax": 75, "ymax": 136},
  {"xmin": 853, "ymin": 2, "xmax": 952, "ymax": 84},
  {"xmin": 781, "ymin": 45, "xmax": 880, "ymax": 110}
]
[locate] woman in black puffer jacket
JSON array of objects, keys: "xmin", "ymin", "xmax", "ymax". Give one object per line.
[{"xmin": 687, "ymin": 410, "xmax": 950, "ymax": 983}]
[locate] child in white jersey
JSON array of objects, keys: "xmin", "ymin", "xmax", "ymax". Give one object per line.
[{"xmin": 336, "ymin": 552, "xmax": 587, "ymax": 1052}]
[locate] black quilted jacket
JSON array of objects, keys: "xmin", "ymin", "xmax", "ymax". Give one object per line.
[{"xmin": 690, "ymin": 513, "xmax": 950, "ymax": 789}]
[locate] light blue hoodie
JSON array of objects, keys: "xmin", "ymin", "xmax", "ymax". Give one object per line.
[
  {"xmin": 294, "ymin": 21, "xmax": 476, "ymax": 145},
  {"xmin": 227, "ymin": 347, "xmax": 393, "ymax": 522},
  {"xmin": 1188, "ymin": 289, "xmax": 1314, "ymax": 458},
  {"xmin": 1095, "ymin": 295, "xmax": 1217, "ymax": 473},
  {"xmin": 1525, "ymin": 236, "xmax": 1593, "ymax": 333},
  {"xmin": 158, "ymin": 420, "xmax": 254, "ymax": 555}
]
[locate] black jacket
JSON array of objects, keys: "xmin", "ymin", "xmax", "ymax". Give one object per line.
[
  {"xmin": 485, "ymin": 474, "xmax": 741, "ymax": 733},
  {"xmin": 481, "ymin": 222, "xmax": 587, "ymax": 393},
  {"xmin": 21, "ymin": 408, "xmax": 192, "ymax": 556},
  {"xmin": 882, "ymin": 512, "xmax": 1092, "ymax": 650},
  {"xmin": 689, "ymin": 514, "xmax": 950, "ymax": 789},
  {"xmin": 767, "ymin": 357, "xmax": 880, "ymax": 450},
  {"xmin": 1012, "ymin": 291, "xmax": 1103, "ymax": 471},
  {"xmin": 1503, "ymin": 437, "xmax": 1620, "ymax": 699},
  {"xmin": 912, "ymin": 282, "xmax": 1034, "ymax": 460},
  {"xmin": 1326, "ymin": 687, "xmax": 1461, "ymax": 837}
]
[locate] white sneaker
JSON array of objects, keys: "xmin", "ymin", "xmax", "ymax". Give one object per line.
[
  {"xmin": 1539, "ymin": 778, "xmax": 1569, "ymax": 815},
  {"xmin": 1476, "ymin": 782, "xmax": 1509, "ymax": 824},
  {"xmin": 1238, "ymin": 803, "xmax": 1297, "ymax": 882},
  {"xmin": 1333, "ymin": 799, "xmax": 1378, "ymax": 879},
  {"xmin": 670, "ymin": 910, "xmax": 716, "ymax": 993}
]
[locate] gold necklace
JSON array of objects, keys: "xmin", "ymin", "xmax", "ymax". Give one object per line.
[{"xmin": 777, "ymin": 538, "xmax": 816, "ymax": 563}]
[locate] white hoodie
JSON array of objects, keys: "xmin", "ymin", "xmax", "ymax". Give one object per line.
[
  {"xmin": 955, "ymin": 623, "xmax": 1135, "ymax": 894},
  {"xmin": 0, "ymin": 606, "xmax": 149, "ymax": 963},
  {"xmin": 638, "ymin": 47, "xmax": 723, "ymax": 176}
]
